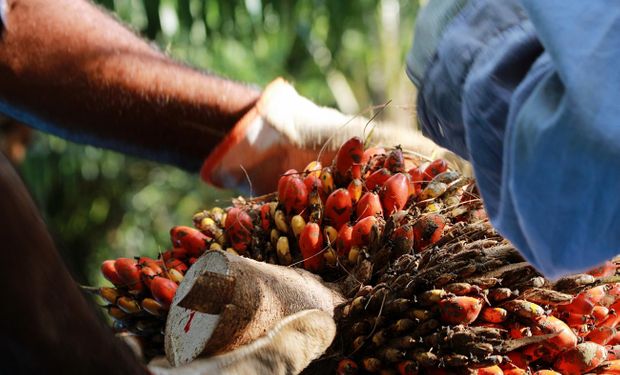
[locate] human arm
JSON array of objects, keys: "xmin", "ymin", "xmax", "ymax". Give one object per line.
[
  {"xmin": 409, "ymin": 0, "xmax": 620, "ymax": 278},
  {"xmin": 0, "ymin": 0, "xmax": 260, "ymax": 171}
]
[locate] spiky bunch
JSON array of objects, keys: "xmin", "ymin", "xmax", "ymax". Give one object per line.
[{"xmin": 90, "ymin": 136, "xmax": 620, "ymax": 375}]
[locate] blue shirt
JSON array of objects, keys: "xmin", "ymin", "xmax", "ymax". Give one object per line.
[{"xmin": 408, "ymin": 0, "xmax": 620, "ymax": 279}]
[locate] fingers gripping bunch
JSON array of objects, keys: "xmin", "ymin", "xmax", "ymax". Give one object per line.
[{"xmin": 91, "ymin": 136, "xmax": 620, "ymax": 375}]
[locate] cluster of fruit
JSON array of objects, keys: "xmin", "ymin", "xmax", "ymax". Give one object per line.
[
  {"xmin": 91, "ymin": 136, "xmax": 620, "ymax": 374},
  {"xmin": 91, "ymin": 226, "xmax": 211, "ymax": 358},
  {"xmin": 329, "ymin": 222, "xmax": 620, "ymax": 375},
  {"xmin": 191, "ymin": 136, "xmax": 481, "ymax": 278}
]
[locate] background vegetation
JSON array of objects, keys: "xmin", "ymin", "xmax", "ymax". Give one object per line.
[{"xmin": 16, "ymin": 0, "xmax": 421, "ymax": 285}]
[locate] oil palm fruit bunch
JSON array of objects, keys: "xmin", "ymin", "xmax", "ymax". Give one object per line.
[{"xmin": 89, "ymin": 136, "xmax": 620, "ymax": 374}]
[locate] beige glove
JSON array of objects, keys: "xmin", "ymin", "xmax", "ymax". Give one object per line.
[
  {"xmin": 148, "ymin": 309, "xmax": 335, "ymax": 375},
  {"xmin": 200, "ymin": 78, "xmax": 469, "ymax": 194}
]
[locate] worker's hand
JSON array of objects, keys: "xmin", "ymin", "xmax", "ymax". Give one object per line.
[
  {"xmin": 200, "ymin": 78, "xmax": 467, "ymax": 194},
  {"xmin": 148, "ymin": 309, "xmax": 336, "ymax": 375}
]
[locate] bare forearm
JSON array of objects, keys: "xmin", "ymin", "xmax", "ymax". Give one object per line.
[{"xmin": 0, "ymin": 0, "xmax": 260, "ymax": 170}]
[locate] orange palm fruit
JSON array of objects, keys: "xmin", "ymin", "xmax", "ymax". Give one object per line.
[
  {"xmin": 438, "ymin": 296, "xmax": 483, "ymax": 325},
  {"xmin": 334, "ymin": 136, "xmax": 364, "ymax": 181},
  {"xmin": 224, "ymin": 207, "xmax": 253, "ymax": 253},
  {"xmin": 299, "ymin": 222, "xmax": 324, "ymax": 272},
  {"xmin": 553, "ymin": 341, "xmax": 608, "ymax": 375},
  {"xmin": 101, "ymin": 260, "xmax": 123, "ymax": 286},
  {"xmin": 365, "ymin": 168, "xmax": 391, "ymax": 191},
  {"xmin": 150, "ymin": 276, "xmax": 178, "ymax": 307},
  {"xmin": 170, "ymin": 226, "xmax": 210, "ymax": 257},
  {"xmin": 325, "ymin": 189, "xmax": 353, "ymax": 230},
  {"xmin": 380, "ymin": 173, "xmax": 410, "ymax": 216}
]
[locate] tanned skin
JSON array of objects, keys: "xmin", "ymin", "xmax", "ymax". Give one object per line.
[
  {"xmin": 0, "ymin": 0, "xmax": 261, "ymax": 373},
  {"xmin": 0, "ymin": 0, "xmax": 261, "ymax": 170}
]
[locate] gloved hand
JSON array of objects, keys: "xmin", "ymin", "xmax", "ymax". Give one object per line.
[{"xmin": 200, "ymin": 78, "xmax": 468, "ymax": 194}]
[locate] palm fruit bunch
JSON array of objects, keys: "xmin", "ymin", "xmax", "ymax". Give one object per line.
[
  {"xmin": 91, "ymin": 135, "xmax": 620, "ymax": 374},
  {"xmin": 191, "ymin": 136, "xmax": 480, "ymax": 279},
  {"xmin": 326, "ymin": 226, "xmax": 620, "ymax": 375},
  {"xmin": 90, "ymin": 226, "xmax": 212, "ymax": 359}
]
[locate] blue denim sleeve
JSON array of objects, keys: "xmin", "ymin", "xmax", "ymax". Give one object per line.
[{"xmin": 411, "ymin": 0, "xmax": 620, "ymax": 279}]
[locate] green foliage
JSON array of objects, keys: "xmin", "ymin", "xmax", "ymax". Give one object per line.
[{"xmin": 19, "ymin": 0, "xmax": 421, "ymax": 285}]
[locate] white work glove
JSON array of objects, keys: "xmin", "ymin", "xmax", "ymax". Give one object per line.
[
  {"xmin": 200, "ymin": 78, "xmax": 468, "ymax": 194},
  {"xmin": 148, "ymin": 309, "xmax": 335, "ymax": 375}
]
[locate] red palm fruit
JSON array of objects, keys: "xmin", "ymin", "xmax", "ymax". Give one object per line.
[
  {"xmin": 532, "ymin": 371, "xmax": 561, "ymax": 375},
  {"xmin": 224, "ymin": 207, "xmax": 253, "ymax": 253},
  {"xmin": 150, "ymin": 276, "xmax": 178, "ymax": 307},
  {"xmin": 334, "ymin": 136, "xmax": 364, "ymax": 181},
  {"xmin": 556, "ymin": 311, "xmax": 590, "ymax": 327},
  {"xmin": 594, "ymin": 306, "xmax": 610, "ymax": 322},
  {"xmin": 347, "ymin": 179, "xmax": 363, "ymax": 204},
  {"xmin": 101, "ymin": 260, "xmax": 123, "ymax": 286},
  {"xmin": 560, "ymin": 284, "xmax": 610, "ymax": 316},
  {"xmin": 588, "ymin": 261, "xmax": 617, "ymax": 278},
  {"xmin": 476, "ymin": 366, "xmax": 503, "ymax": 375},
  {"xmin": 397, "ymin": 360, "xmax": 417, "ymax": 375},
  {"xmin": 170, "ymin": 247, "xmax": 188, "ymax": 260},
  {"xmin": 336, "ymin": 223, "xmax": 354, "ymax": 257},
  {"xmin": 365, "ymin": 168, "xmax": 391, "ymax": 191},
  {"xmin": 188, "ymin": 257, "xmax": 197, "ymax": 265},
  {"xmin": 407, "ymin": 167, "xmax": 424, "ymax": 195},
  {"xmin": 481, "ymin": 307, "xmax": 508, "ymax": 323},
  {"xmin": 384, "ymin": 147, "xmax": 405, "ymax": 173},
  {"xmin": 336, "ymin": 358, "xmax": 358, "ymax": 375},
  {"xmin": 325, "ymin": 189, "xmax": 353, "ymax": 230},
  {"xmin": 140, "ymin": 266, "xmax": 158, "ymax": 288},
  {"xmin": 587, "ymin": 326, "xmax": 617, "ymax": 345},
  {"xmin": 598, "ymin": 311, "xmax": 620, "ymax": 329},
  {"xmin": 356, "ymin": 192, "xmax": 383, "ymax": 220},
  {"xmin": 381, "ymin": 173, "xmax": 410, "ymax": 216},
  {"xmin": 279, "ymin": 175, "xmax": 309, "ymax": 214},
  {"xmin": 536, "ymin": 315, "xmax": 578, "ymax": 352},
  {"xmin": 423, "ymin": 159, "xmax": 448, "ymax": 181},
  {"xmin": 438, "ymin": 296, "xmax": 483, "ymax": 325},
  {"xmin": 352, "ymin": 216, "xmax": 379, "ymax": 247},
  {"xmin": 278, "ymin": 169, "xmax": 298, "ymax": 199},
  {"xmin": 299, "ymin": 222, "xmax": 324, "ymax": 272},
  {"xmin": 139, "ymin": 258, "xmax": 165, "ymax": 276},
  {"xmin": 259, "ymin": 204, "xmax": 271, "ymax": 232},
  {"xmin": 170, "ymin": 226, "xmax": 210, "ymax": 257},
  {"xmin": 412, "ymin": 213, "xmax": 446, "ymax": 252},
  {"xmin": 553, "ymin": 341, "xmax": 608, "ymax": 375},
  {"xmin": 115, "ymin": 258, "xmax": 143, "ymax": 292},
  {"xmin": 165, "ymin": 258, "xmax": 188, "ymax": 273}
]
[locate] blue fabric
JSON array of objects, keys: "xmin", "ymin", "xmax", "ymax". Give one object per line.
[{"xmin": 410, "ymin": 0, "xmax": 620, "ymax": 279}]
